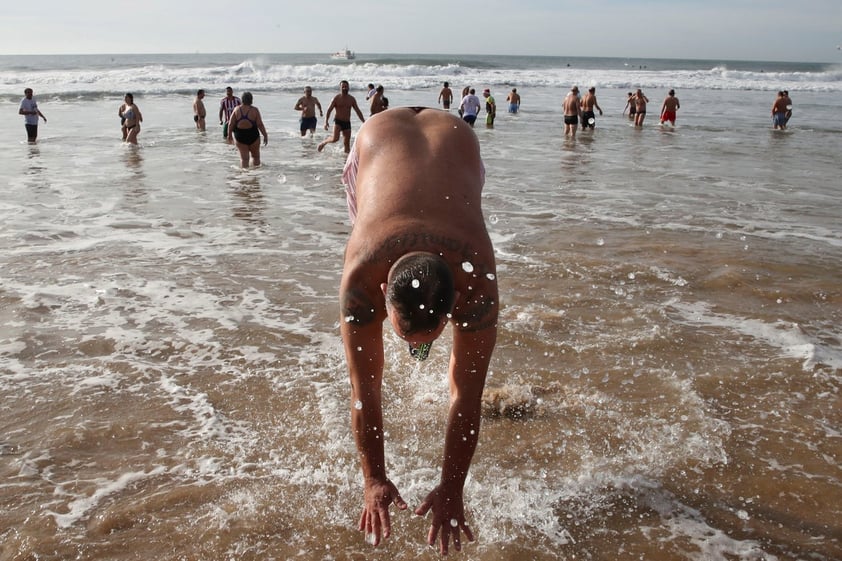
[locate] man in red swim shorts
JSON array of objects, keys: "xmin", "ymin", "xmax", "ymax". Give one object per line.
[{"xmin": 660, "ymin": 89, "xmax": 680, "ymax": 126}]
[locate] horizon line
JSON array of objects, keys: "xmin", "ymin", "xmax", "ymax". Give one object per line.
[{"xmin": 0, "ymin": 51, "xmax": 836, "ymax": 65}]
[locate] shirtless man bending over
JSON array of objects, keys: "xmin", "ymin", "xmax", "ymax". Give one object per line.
[{"xmin": 339, "ymin": 107, "xmax": 498, "ymax": 556}]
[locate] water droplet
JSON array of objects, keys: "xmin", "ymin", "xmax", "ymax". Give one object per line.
[
  {"xmin": 344, "ymin": 315, "xmax": 355, "ymax": 323},
  {"xmin": 354, "ymin": 400, "xmax": 363, "ymax": 410},
  {"xmin": 411, "ymin": 279, "xmax": 421, "ymax": 288},
  {"xmin": 627, "ymin": 273, "xmax": 636, "ymax": 280},
  {"xmin": 596, "ymin": 238, "xmax": 605, "ymax": 246},
  {"xmin": 486, "ymin": 273, "xmax": 496, "ymax": 281},
  {"xmin": 489, "ymin": 214, "xmax": 499, "ymax": 224},
  {"xmin": 462, "ymin": 261, "xmax": 474, "ymax": 273},
  {"xmin": 450, "ymin": 518, "xmax": 458, "ymax": 527},
  {"xmin": 419, "ymin": 304, "xmax": 425, "ymax": 310},
  {"xmin": 356, "ymin": 346, "xmax": 363, "ymax": 352}
]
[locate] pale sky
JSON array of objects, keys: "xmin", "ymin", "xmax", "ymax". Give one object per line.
[{"xmin": 2, "ymin": 0, "xmax": 841, "ymax": 62}]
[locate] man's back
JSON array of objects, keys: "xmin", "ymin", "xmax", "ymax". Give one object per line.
[
  {"xmin": 351, "ymin": 110, "xmax": 483, "ymax": 232},
  {"xmin": 343, "ymin": 108, "xmax": 493, "ymax": 313},
  {"xmin": 663, "ymin": 96, "xmax": 679, "ymax": 111},
  {"xmin": 563, "ymin": 94, "xmax": 579, "ymax": 115},
  {"xmin": 461, "ymin": 94, "xmax": 481, "ymax": 116}
]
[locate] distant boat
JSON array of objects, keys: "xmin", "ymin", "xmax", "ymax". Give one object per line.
[{"xmin": 331, "ymin": 48, "xmax": 355, "ymax": 60}]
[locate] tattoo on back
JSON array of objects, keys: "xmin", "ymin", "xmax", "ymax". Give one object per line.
[{"xmin": 363, "ymin": 233, "xmax": 472, "ymax": 264}]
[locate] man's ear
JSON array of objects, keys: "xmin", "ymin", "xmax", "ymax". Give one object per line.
[{"xmin": 380, "ymin": 283, "xmax": 388, "ymax": 298}]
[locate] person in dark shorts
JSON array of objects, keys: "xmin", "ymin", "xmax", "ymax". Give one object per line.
[
  {"xmin": 193, "ymin": 89, "xmax": 207, "ymax": 131},
  {"xmin": 19, "ymin": 88, "xmax": 47, "ymax": 143},
  {"xmin": 633, "ymin": 89, "xmax": 649, "ymax": 127},
  {"xmin": 580, "ymin": 87, "xmax": 603, "ymax": 129},
  {"xmin": 459, "ymin": 88, "xmax": 481, "ymax": 127},
  {"xmin": 318, "ymin": 80, "xmax": 366, "ymax": 153},
  {"xmin": 438, "ymin": 81, "xmax": 453, "ymax": 109},
  {"xmin": 219, "ymin": 87, "xmax": 242, "ymax": 140},
  {"xmin": 562, "ymin": 86, "xmax": 580, "ymax": 137},
  {"xmin": 294, "ymin": 86, "xmax": 323, "ymax": 137}
]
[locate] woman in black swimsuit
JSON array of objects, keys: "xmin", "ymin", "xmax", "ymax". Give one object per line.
[{"xmin": 227, "ymin": 91, "xmax": 268, "ymax": 168}]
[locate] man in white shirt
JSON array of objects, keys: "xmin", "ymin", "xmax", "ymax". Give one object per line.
[
  {"xmin": 459, "ymin": 88, "xmax": 481, "ymax": 127},
  {"xmin": 19, "ymin": 88, "xmax": 47, "ymax": 143}
]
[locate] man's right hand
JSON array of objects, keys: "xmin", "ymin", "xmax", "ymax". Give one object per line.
[{"xmin": 358, "ymin": 478, "xmax": 408, "ymax": 546}]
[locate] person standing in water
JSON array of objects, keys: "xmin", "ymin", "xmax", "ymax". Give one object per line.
[
  {"xmin": 227, "ymin": 91, "xmax": 268, "ymax": 167},
  {"xmin": 459, "ymin": 88, "xmax": 481, "ymax": 127},
  {"xmin": 19, "ymin": 88, "xmax": 47, "ymax": 143},
  {"xmin": 580, "ymin": 87, "xmax": 603, "ymax": 129},
  {"xmin": 118, "ymin": 93, "xmax": 143, "ymax": 145},
  {"xmin": 294, "ymin": 86, "xmax": 323, "ymax": 137},
  {"xmin": 219, "ymin": 86, "xmax": 242, "ymax": 140},
  {"xmin": 772, "ymin": 91, "xmax": 789, "ymax": 130},
  {"xmin": 193, "ymin": 89, "xmax": 207, "ymax": 131},
  {"xmin": 633, "ymin": 89, "xmax": 649, "ymax": 127},
  {"xmin": 659, "ymin": 89, "xmax": 680, "ymax": 126},
  {"xmin": 318, "ymin": 80, "xmax": 366, "ymax": 153},
  {"xmin": 623, "ymin": 92, "xmax": 636, "ymax": 121},
  {"xmin": 562, "ymin": 86, "xmax": 580, "ymax": 137},
  {"xmin": 482, "ymin": 89, "xmax": 496, "ymax": 128},
  {"xmin": 506, "ymin": 88, "xmax": 521, "ymax": 113},
  {"xmin": 783, "ymin": 90, "xmax": 793, "ymax": 126},
  {"xmin": 438, "ymin": 81, "xmax": 454, "ymax": 110}
]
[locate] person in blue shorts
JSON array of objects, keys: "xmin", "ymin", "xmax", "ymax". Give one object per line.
[
  {"xmin": 506, "ymin": 88, "xmax": 521, "ymax": 113},
  {"xmin": 294, "ymin": 86, "xmax": 323, "ymax": 137},
  {"xmin": 772, "ymin": 91, "xmax": 789, "ymax": 130},
  {"xmin": 460, "ymin": 88, "xmax": 481, "ymax": 127}
]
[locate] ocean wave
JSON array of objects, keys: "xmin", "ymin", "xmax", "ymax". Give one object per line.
[{"xmin": 3, "ymin": 56, "xmax": 841, "ymax": 98}]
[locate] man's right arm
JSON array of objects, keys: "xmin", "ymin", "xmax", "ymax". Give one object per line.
[
  {"xmin": 340, "ymin": 282, "xmax": 407, "ymax": 546},
  {"xmin": 324, "ymin": 99, "xmax": 336, "ymax": 128}
]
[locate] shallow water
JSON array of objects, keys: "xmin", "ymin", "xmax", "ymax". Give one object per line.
[{"xmin": 1, "ymin": 72, "xmax": 842, "ymax": 561}]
